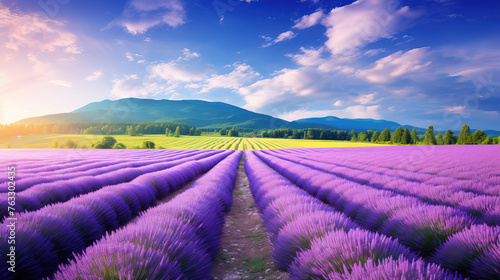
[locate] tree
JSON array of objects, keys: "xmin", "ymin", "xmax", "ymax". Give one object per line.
[
  {"xmin": 350, "ymin": 134, "xmax": 357, "ymax": 142},
  {"xmin": 348, "ymin": 130, "xmax": 356, "ymax": 141},
  {"xmin": 141, "ymin": 141, "xmax": 156, "ymax": 149},
  {"xmin": 366, "ymin": 130, "xmax": 375, "ymax": 142},
  {"xmin": 307, "ymin": 129, "xmax": 315, "ymax": 139},
  {"xmin": 481, "ymin": 136, "xmax": 492, "ymax": 145},
  {"xmin": 443, "ymin": 129, "xmax": 455, "ymax": 145},
  {"xmin": 228, "ymin": 129, "xmax": 239, "ymax": 137},
  {"xmin": 457, "ymin": 124, "xmax": 471, "ymax": 145},
  {"xmin": 220, "ymin": 128, "xmax": 227, "ymax": 136},
  {"xmin": 127, "ymin": 125, "xmax": 136, "ymax": 136},
  {"xmin": 391, "ymin": 127, "xmax": 404, "ymax": 144},
  {"xmin": 423, "ymin": 125, "xmax": 437, "ymax": 145},
  {"xmin": 371, "ymin": 131, "xmax": 381, "ymax": 143},
  {"xmin": 357, "ymin": 132, "xmax": 367, "ymax": 142},
  {"xmin": 195, "ymin": 129, "xmax": 202, "ymax": 136},
  {"xmin": 401, "ymin": 128, "xmax": 411, "ymax": 144},
  {"xmin": 113, "ymin": 143, "xmax": 127, "ymax": 149},
  {"xmin": 101, "ymin": 136, "xmax": 117, "ymax": 149},
  {"xmin": 379, "ymin": 128, "xmax": 391, "ymax": 142},
  {"xmin": 189, "ymin": 127, "xmax": 195, "ymax": 136},
  {"xmin": 94, "ymin": 143, "xmax": 107, "ymax": 149},
  {"xmin": 174, "ymin": 126, "xmax": 181, "ymax": 137},
  {"xmin": 471, "ymin": 130, "xmax": 488, "ymax": 144},
  {"xmin": 65, "ymin": 138, "xmax": 77, "ymax": 149},
  {"xmin": 410, "ymin": 129, "xmax": 418, "ymax": 144},
  {"xmin": 165, "ymin": 128, "xmax": 170, "ymax": 136},
  {"xmin": 436, "ymin": 131, "xmax": 444, "ymax": 145},
  {"xmin": 51, "ymin": 139, "xmax": 59, "ymax": 148}
]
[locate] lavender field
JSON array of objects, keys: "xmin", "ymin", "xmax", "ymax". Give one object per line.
[{"xmin": 1, "ymin": 146, "xmax": 500, "ymax": 279}]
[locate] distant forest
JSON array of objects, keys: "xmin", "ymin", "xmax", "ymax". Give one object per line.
[
  {"xmin": 0, "ymin": 122, "xmax": 196, "ymax": 137},
  {"xmin": 255, "ymin": 124, "xmax": 500, "ymax": 145},
  {"xmin": 1, "ymin": 122, "xmax": 499, "ymax": 145}
]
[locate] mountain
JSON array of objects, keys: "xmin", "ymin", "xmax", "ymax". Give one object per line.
[
  {"xmin": 17, "ymin": 98, "xmax": 332, "ymax": 130},
  {"xmin": 17, "ymin": 98, "xmax": 500, "ymax": 135},
  {"xmin": 296, "ymin": 116, "xmax": 427, "ymax": 133}
]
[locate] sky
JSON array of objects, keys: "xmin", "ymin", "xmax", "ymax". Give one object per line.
[{"xmin": 0, "ymin": 0, "xmax": 499, "ymax": 131}]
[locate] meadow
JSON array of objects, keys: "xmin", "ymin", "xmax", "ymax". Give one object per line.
[
  {"xmin": 1, "ymin": 145, "xmax": 499, "ymax": 279},
  {"xmin": 0, "ymin": 133, "xmax": 383, "ymax": 150}
]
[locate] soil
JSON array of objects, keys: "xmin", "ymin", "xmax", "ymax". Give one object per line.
[{"xmin": 211, "ymin": 162, "xmax": 289, "ymax": 280}]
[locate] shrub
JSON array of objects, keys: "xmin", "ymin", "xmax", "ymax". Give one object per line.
[{"xmin": 141, "ymin": 141, "xmax": 156, "ymax": 149}]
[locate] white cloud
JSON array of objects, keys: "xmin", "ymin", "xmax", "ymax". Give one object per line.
[
  {"xmin": 322, "ymin": 0, "xmax": 419, "ymax": 56},
  {"xmin": 277, "ymin": 105, "xmax": 381, "ymax": 121},
  {"xmin": 49, "ymin": 80, "xmax": 72, "ymax": 88},
  {"xmin": 239, "ymin": 67, "xmax": 333, "ymax": 111},
  {"xmin": 106, "ymin": 0, "xmax": 185, "ymax": 35},
  {"xmin": 288, "ymin": 47, "xmax": 327, "ymax": 67},
  {"xmin": 355, "ymin": 93, "xmax": 379, "ymax": 104},
  {"xmin": 357, "ymin": 47, "xmax": 431, "ymax": 83},
  {"xmin": 262, "ymin": 31, "xmax": 296, "ymax": 47},
  {"xmin": 293, "ymin": 9, "xmax": 325, "ymax": 29},
  {"xmin": 364, "ymin": 48, "xmax": 386, "ymax": 57},
  {"xmin": 177, "ymin": 48, "xmax": 200, "ymax": 61},
  {"xmin": 194, "ymin": 63, "xmax": 260, "ymax": 93},
  {"xmin": 333, "ymin": 100, "xmax": 343, "ymax": 107},
  {"xmin": 0, "ymin": 4, "xmax": 81, "ymax": 55},
  {"xmin": 111, "ymin": 74, "xmax": 166, "ymax": 98},
  {"xmin": 125, "ymin": 52, "xmax": 134, "ymax": 61},
  {"xmin": 150, "ymin": 62, "xmax": 207, "ymax": 83},
  {"xmin": 85, "ymin": 70, "xmax": 103, "ymax": 81}
]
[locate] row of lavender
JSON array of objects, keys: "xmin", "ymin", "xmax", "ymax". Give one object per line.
[
  {"xmin": 52, "ymin": 151, "xmax": 242, "ymax": 279},
  {"xmin": 250, "ymin": 146, "xmax": 500, "ymax": 279},
  {"xmin": 244, "ymin": 151, "xmax": 461, "ymax": 279},
  {"xmin": 261, "ymin": 148, "xmax": 500, "ymax": 225},
  {"xmin": 0, "ymin": 150, "xmax": 224, "ymax": 220},
  {"xmin": 0, "ymin": 149, "xmax": 207, "ymax": 190},
  {"xmin": 280, "ymin": 146, "xmax": 500, "ymax": 188},
  {"xmin": 0, "ymin": 150, "xmax": 236, "ymax": 279}
]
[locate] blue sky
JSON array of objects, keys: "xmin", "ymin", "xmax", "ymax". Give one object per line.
[{"xmin": 0, "ymin": 0, "xmax": 499, "ymax": 131}]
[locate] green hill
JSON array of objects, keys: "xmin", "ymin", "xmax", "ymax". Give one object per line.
[{"xmin": 17, "ymin": 98, "xmax": 332, "ymax": 130}]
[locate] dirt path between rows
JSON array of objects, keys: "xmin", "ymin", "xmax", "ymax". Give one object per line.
[{"xmin": 212, "ymin": 161, "xmax": 288, "ymax": 280}]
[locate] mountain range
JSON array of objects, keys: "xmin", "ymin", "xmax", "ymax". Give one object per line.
[{"xmin": 16, "ymin": 98, "xmax": 500, "ymax": 136}]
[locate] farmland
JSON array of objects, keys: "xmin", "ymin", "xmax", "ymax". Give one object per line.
[
  {"xmin": 0, "ymin": 134, "xmax": 382, "ymax": 149},
  {"xmin": 1, "ymin": 145, "xmax": 499, "ymax": 279}
]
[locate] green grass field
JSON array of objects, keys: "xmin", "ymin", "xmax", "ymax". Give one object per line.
[{"xmin": 0, "ymin": 133, "xmax": 384, "ymax": 150}]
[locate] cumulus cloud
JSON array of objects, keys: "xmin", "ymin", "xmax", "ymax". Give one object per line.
[
  {"xmin": 288, "ymin": 47, "xmax": 327, "ymax": 67},
  {"xmin": 193, "ymin": 63, "xmax": 260, "ymax": 93},
  {"xmin": 357, "ymin": 47, "xmax": 431, "ymax": 83},
  {"xmin": 177, "ymin": 48, "xmax": 200, "ymax": 61},
  {"xmin": 149, "ymin": 62, "xmax": 207, "ymax": 83},
  {"xmin": 106, "ymin": 0, "xmax": 185, "ymax": 35},
  {"xmin": 261, "ymin": 31, "xmax": 296, "ymax": 47},
  {"xmin": 293, "ymin": 9, "xmax": 325, "ymax": 29},
  {"xmin": 239, "ymin": 67, "xmax": 341, "ymax": 111},
  {"xmin": 322, "ymin": 0, "xmax": 419, "ymax": 56},
  {"xmin": 111, "ymin": 74, "xmax": 166, "ymax": 98},
  {"xmin": 85, "ymin": 70, "xmax": 103, "ymax": 81},
  {"xmin": 125, "ymin": 52, "xmax": 135, "ymax": 61},
  {"xmin": 355, "ymin": 93, "xmax": 381, "ymax": 104}
]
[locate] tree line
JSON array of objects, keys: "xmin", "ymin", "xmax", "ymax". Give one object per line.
[
  {"xmin": 0, "ymin": 122, "xmax": 196, "ymax": 137},
  {"xmin": 256, "ymin": 124, "xmax": 500, "ymax": 145}
]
